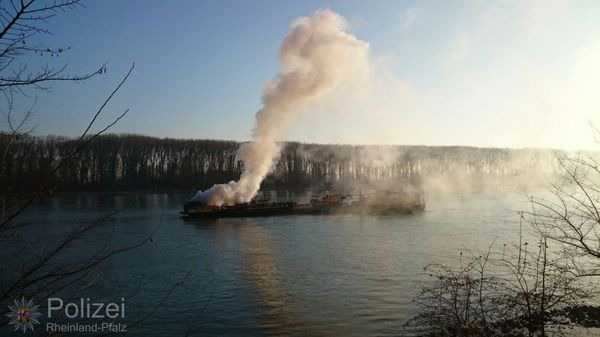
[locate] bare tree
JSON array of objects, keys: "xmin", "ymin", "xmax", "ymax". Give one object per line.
[
  {"xmin": 0, "ymin": 0, "xmax": 106, "ymax": 203},
  {"xmin": 406, "ymin": 138, "xmax": 600, "ymax": 336},
  {"xmin": 404, "ymin": 230, "xmax": 594, "ymax": 337},
  {"xmin": 0, "ymin": 0, "xmax": 105, "ymax": 91},
  {"xmin": 0, "ymin": 1, "xmax": 176, "ymax": 333},
  {"xmin": 529, "ymin": 152, "xmax": 600, "ymax": 277}
]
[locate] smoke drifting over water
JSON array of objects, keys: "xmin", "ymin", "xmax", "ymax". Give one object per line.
[{"xmin": 193, "ymin": 10, "xmax": 370, "ymax": 206}]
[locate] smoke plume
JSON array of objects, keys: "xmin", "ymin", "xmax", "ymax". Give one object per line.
[{"xmin": 192, "ymin": 9, "xmax": 370, "ymax": 206}]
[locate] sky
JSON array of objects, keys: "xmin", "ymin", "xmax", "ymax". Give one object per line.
[{"xmin": 5, "ymin": 0, "xmax": 600, "ymax": 150}]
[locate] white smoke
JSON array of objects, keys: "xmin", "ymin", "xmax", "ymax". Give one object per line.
[{"xmin": 192, "ymin": 9, "xmax": 370, "ymax": 206}]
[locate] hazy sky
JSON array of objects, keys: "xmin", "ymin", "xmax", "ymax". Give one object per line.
[{"xmin": 8, "ymin": 0, "xmax": 600, "ymax": 150}]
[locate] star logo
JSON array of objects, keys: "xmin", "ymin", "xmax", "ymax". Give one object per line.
[{"xmin": 5, "ymin": 297, "xmax": 42, "ymax": 333}]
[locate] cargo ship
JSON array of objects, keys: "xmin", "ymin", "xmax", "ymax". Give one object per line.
[{"xmin": 182, "ymin": 190, "xmax": 425, "ymax": 219}]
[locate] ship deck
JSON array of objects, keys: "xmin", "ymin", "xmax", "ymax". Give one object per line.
[{"xmin": 181, "ymin": 200, "xmax": 425, "ymax": 219}]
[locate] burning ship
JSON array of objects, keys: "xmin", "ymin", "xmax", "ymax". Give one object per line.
[
  {"xmin": 181, "ymin": 11, "xmax": 426, "ymax": 220},
  {"xmin": 182, "ymin": 189, "xmax": 425, "ymax": 219}
]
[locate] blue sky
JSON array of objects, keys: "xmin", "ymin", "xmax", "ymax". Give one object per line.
[{"xmin": 7, "ymin": 0, "xmax": 600, "ymax": 150}]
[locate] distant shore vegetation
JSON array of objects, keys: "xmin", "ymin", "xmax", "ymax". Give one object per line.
[{"xmin": 0, "ymin": 133, "xmax": 563, "ymax": 193}]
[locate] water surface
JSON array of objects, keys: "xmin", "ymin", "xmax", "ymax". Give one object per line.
[{"xmin": 5, "ymin": 191, "xmax": 533, "ymax": 336}]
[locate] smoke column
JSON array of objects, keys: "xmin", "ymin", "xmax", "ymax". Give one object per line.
[{"xmin": 192, "ymin": 9, "xmax": 370, "ymax": 206}]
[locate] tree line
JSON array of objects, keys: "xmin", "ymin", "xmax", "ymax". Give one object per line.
[{"xmin": 0, "ymin": 133, "xmax": 562, "ymax": 193}]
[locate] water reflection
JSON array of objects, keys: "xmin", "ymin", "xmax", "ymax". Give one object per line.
[
  {"xmin": 5, "ymin": 191, "xmax": 532, "ymax": 337},
  {"xmin": 237, "ymin": 220, "xmax": 332, "ymax": 337}
]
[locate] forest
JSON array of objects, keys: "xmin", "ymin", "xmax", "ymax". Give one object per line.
[{"xmin": 0, "ymin": 133, "xmax": 561, "ymax": 193}]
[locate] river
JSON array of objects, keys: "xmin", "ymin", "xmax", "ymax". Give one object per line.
[{"xmin": 4, "ymin": 190, "xmax": 540, "ymax": 336}]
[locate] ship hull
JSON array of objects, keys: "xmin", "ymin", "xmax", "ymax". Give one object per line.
[{"xmin": 181, "ymin": 201, "xmax": 424, "ymax": 219}]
